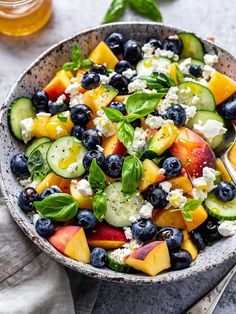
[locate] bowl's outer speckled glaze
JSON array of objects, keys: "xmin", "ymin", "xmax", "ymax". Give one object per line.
[{"xmin": 0, "ymin": 23, "xmax": 235, "ymax": 284}]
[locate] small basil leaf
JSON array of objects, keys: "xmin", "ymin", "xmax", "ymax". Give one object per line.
[
  {"xmin": 34, "ymin": 193, "xmax": 78, "ymax": 221},
  {"xmin": 153, "ymin": 156, "xmax": 165, "ymax": 165},
  {"xmin": 125, "ymin": 113, "xmax": 141, "ymax": 123},
  {"xmin": 129, "ymin": 0, "xmax": 162, "ymax": 22},
  {"xmin": 28, "ymin": 150, "xmax": 50, "ymax": 181},
  {"xmin": 81, "ymin": 59, "xmax": 93, "ymax": 68},
  {"xmin": 57, "ymin": 113, "xmax": 68, "ymax": 123},
  {"xmin": 88, "ymin": 159, "xmax": 106, "ymax": 193},
  {"xmin": 183, "ymin": 199, "xmax": 203, "ymax": 212},
  {"xmin": 102, "ymin": 106, "xmax": 124, "ymax": 123},
  {"xmin": 93, "ymin": 192, "xmax": 107, "ymax": 221},
  {"xmin": 182, "ymin": 210, "xmax": 193, "ymax": 222},
  {"xmin": 71, "ymin": 43, "xmax": 82, "ymax": 63},
  {"xmin": 102, "ymin": 0, "xmax": 128, "ymax": 24},
  {"xmin": 176, "ymin": 65, "xmax": 185, "ymax": 84},
  {"xmin": 122, "ymin": 155, "xmax": 143, "ymax": 194},
  {"xmin": 62, "ymin": 62, "xmax": 77, "ymax": 71},
  {"xmin": 117, "ymin": 121, "xmax": 134, "ymax": 151}
]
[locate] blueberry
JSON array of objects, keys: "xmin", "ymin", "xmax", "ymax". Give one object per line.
[
  {"xmin": 162, "ymin": 157, "xmax": 182, "ymax": 178},
  {"xmin": 35, "ymin": 218, "xmax": 56, "ymax": 237},
  {"xmin": 162, "ymin": 36, "xmax": 183, "ymax": 55},
  {"xmin": 221, "ymin": 98, "xmax": 236, "ymax": 119},
  {"xmin": 109, "ymin": 101, "xmax": 126, "ymax": 115},
  {"xmin": 105, "ymin": 154, "xmax": 124, "ymax": 178},
  {"xmin": 81, "ymin": 72, "xmax": 100, "ymax": 90},
  {"xmin": 41, "ymin": 186, "xmax": 61, "ymax": 200},
  {"xmin": 146, "ymin": 37, "xmax": 162, "ymax": 48},
  {"xmin": 215, "ymin": 181, "xmax": 236, "ymax": 202},
  {"xmin": 18, "ymin": 187, "xmax": 41, "ymax": 213},
  {"xmin": 189, "ymin": 64, "xmax": 203, "ymax": 78},
  {"xmin": 170, "ymin": 249, "xmax": 192, "ymax": 270},
  {"xmin": 166, "ymin": 104, "xmax": 186, "ymax": 127},
  {"xmin": 83, "ymin": 150, "xmax": 105, "ymax": 171},
  {"xmin": 190, "ymin": 231, "xmax": 206, "ymax": 251},
  {"xmin": 31, "ymin": 90, "xmax": 49, "ymax": 111},
  {"xmin": 108, "ymin": 74, "xmax": 129, "ymax": 94},
  {"xmin": 200, "ymin": 218, "xmax": 222, "ymax": 242},
  {"xmin": 82, "ymin": 129, "xmax": 102, "ymax": 150},
  {"xmin": 90, "ymin": 63, "xmax": 108, "ymax": 76},
  {"xmin": 70, "ymin": 104, "xmax": 92, "ymax": 126},
  {"xmin": 48, "ymin": 101, "xmax": 68, "ymax": 115},
  {"xmin": 115, "ymin": 60, "xmax": 132, "ymax": 74},
  {"xmin": 131, "ymin": 219, "xmax": 157, "ymax": 242},
  {"xmin": 75, "ymin": 209, "xmax": 98, "ymax": 230},
  {"xmin": 157, "ymin": 227, "xmax": 183, "ymax": 252},
  {"xmin": 146, "ymin": 187, "xmax": 168, "ymax": 209},
  {"xmin": 10, "ymin": 152, "xmax": 30, "ymax": 178},
  {"xmin": 105, "ymin": 32, "xmax": 124, "ymax": 55},
  {"xmin": 90, "ymin": 247, "xmax": 107, "ymax": 268},
  {"xmin": 130, "ymin": 118, "xmax": 141, "ymax": 129},
  {"xmin": 123, "ymin": 40, "xmax": 143, "ymax": 65},
  {"xmin": 71, "ymin": 125, "xmax": 87, "ymax": 140}
]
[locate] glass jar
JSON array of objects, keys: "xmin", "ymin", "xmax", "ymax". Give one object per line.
[{"xmin": 0, "ymin": 0, "xmax": 53, "ymax": 36}]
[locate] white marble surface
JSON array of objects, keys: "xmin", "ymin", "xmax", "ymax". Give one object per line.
[{"xmin": 0, "ymin": 0, "xmax": 235, "ymax": 313}]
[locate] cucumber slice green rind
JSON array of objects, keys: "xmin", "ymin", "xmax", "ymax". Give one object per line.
[
  {"xmin": 186, "ymin": 110, "xmax": 225, "ymax": 150},
  {"xmin": 26, "ymin": 137, "xmax": 51, "ymax": 157},
  {"xmin": 107, "ymin": 251, "xmax": 133, "ymax": 273},
  {"xmin": 136, "ymin": 57, "xmax": 172, "ymax": 76},
  {"xmin": 205, "ymin": 191, "xmax": 236, "ymax": 220},
  {"xmin": 46, "ymin": 136, "xmax": 87, "ymax": 179},
  {"xmin": 177, "ymin": 82, "xmax": 216, "ymax": 111},
  {"xmin": 8, "ymin": 97, "xmax": 36, "ymax": 141},
  {"xmin": 104, "ymin": 182, "xmax": 144, "ymax": 227},
  {"xmin": 178, "ymin": 32, "xmax": 205, "ymax": 61}
]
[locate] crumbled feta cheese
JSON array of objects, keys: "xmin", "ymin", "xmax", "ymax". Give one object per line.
[
  {"xmin": 56, "ymin": 125, "xmax": 63, "ymax": 134},
  {"xmin": 70, "ymin": 77, "xmax": 77, "ymax": 83},
  {"xmin": 192, "ymin": 177, "xmax": 208, "ymax": 190},
  {"xmin": 158, "ymin": 86, "xmax": 179, "ymax": 116},
  {"xmin": 99, "ymin": 75, "xmax": 109, "ymax": 84},
  {"xmin": 128, "ymin": 79, "xmax": 147, "ymax": 93},
  {"xmin": 139, "ymin": 202, "xmax": 154, "ymax": 219},
  {"xmin": 179, "ymin": 58, "xmax": 192, "ymax": 75},
  {"xmin": 96, "ymin": 145, "xmax": 104, "ymax": 152},
  {"xmin": 203, "ymin": 65, "xmax": 216, "ymax": 80},
  {"xmin": 69, "ymin": 94, "xmax": 84, "ymax": 108},
  {"xmin": 32, "ymin": 213, "xmax": 43, "ymax": 225},
  {"xmin": 192, "ymin": 188, "xmax": 208, "ymax": 201},
  {"xmin": 71, "ymin": 179, "xmax": 78, "ymax": 185},
  {"xmin": 193, "ymin": 120, "xmax": 227, "ymax": 143},
  {"xmin": 192, "ymin": 95, "xmax": 200, "ymax": 105},
  {"xmin": 75, "ymin": 179, "xmax": 93, "ymax": 196},
  {"xmin": 184, "ymin": 77, "xmax": 208, "ymax": 87},
  {"xmin": 20, "ymin": 118, "xmax": 34, "ymax": 143},
  {"xmin": 129, "ymin": 127, "xmax": 147, "ymax": 155},
  {"xmin": 167, "ymin": 189, "xmax": 187, "ymax": 208},
  {"xmin": 65, "ymin": 82, "xmax": 79, "ymax": 96},
  {"xmin": 19, "ymin": 177, "xmax": 32, "ymax": 188},
  {"xmin": 204, "ymin": 54, "xmax": 219, "ymax": 66},
  {"xmin": 218, "ymin": 221, "xmax": 236, "ymax": 237},
  {"xmin": 155, "ymin": 48, "xmax": 179, "ymax": 61},
  {"xmin": 67, "ymin": 162, "xmax": 80, "ymax": 174},
  {"xmin": 192, "ymin": 167, "xmax": 217, "ymax": 200},
  {"xmin": 123, "ymin": 239, "xmax": 142, "ymax": 250},
  {"xmin": 94, "ymin": 113, "xmax": 115, "ymax": 137},
  {"xmin": 55, "ymin": 94, "xmax": 66, "ymax": 105},
  {"xmin": 159, "ymin": 168, "xmax": 166, "ymax": 175},
  {"xmin": 142, "ymin": 43, "xmax": 155, "ymax": 58},
  {"xmin": 129, "ymin": 214, "xmax": 141, "ymax": 223},
  {"xmin": 123, "ymin": 227, "xmax": 133, "ymax": 240},
  {"xmin": 36, "ymin": 112, "xmax": 51, "ymax": 118},
  {"xmin": 122, "ymin": 68, "xmax": 136, "ymax": 79},
  {"xmin": 110, "ymin": 248, "xmax": 132, "ymax": 264},
  {"xmin": 203, "ymin": 167, "xmax": 217, "ymax": 182},
  {"xmin": 145, "ymin": 115, "xmax": 163, "ymax": 129},
  {"xmin": 183, "ymin": 105, "xmax": 197, "ymax": 122},
  {"xmin": 159, "ymin": 181, "xmax": 172, "ymax": 193}
]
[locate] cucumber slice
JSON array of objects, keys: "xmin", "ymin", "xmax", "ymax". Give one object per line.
[
  {"xmin": 46, "ymin": 136, "xmax": 87, "ymax": 179},
  {"xmin": 107, "ymin": 251, "xmax": 133, "ymax": 273},
  {"xmin": 26, "ymin": 137, "xmax": 51, "ymax": 157},
  {"xmin": 186, "ymin": 110, "xmax": 225, "ymax": 150},
  {"xmin": 136, "ymin": 57, "xmax": 172, "ymax": 76},
  {"xmin": 179, "ymin": 58, "xmax": 205, "ymax": 69},
  {"xmin": 177, "ymin": 82, "xmax": 216, "ymax": 111},
  {"xmin": 8, "ymin": 97, "xmax": 36, "ymax": 141},
  {"xmin": 178, "ymin": 32, "xmax": 204, "ymax": 61},
  {"xmin": 104, "ymin": 182, "xmax": 144, "ymax": 227},
  {"xmin": 205, "ymin": 191, "xmax": 236, "ymax": 220}
]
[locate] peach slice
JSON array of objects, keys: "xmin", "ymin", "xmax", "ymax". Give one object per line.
[
  {"xmin": 139, "ymin": 159, "xmax": 165, "ymax": 191},
  {"xmin": 183, "ymin": 205, "xmax": 208, "ymax": 232},
  {"xmin": 152, "ymin": 208, "xmax": 186, "ymax": 230},
  {"xmin": 44, "ymin": 70, "xmax": 71, "ymax": 101},
  {"xmin": 181, "ymin": 230, "xmax": 198, "ymax": 260}
]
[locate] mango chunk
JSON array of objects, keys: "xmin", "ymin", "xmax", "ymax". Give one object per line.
[
  {"xmin": 169, "ymin": 175, "xmax": 193, "ymax": 194},
  {"xmin": 88, "ymin": 41, "xmax": 118, "ymax": 69},
  {"xmin": 183, "ymin": 205, "xmax": 208, "ymax": 232},
  {"xmin": 139, "ymin": 159, "xmax": 165, "ymax": 191},
  {"xmin": 215, "ymin": 158, "xmax": 232, "ymax": 182},
  {"xmin": 44, "ymin": 70, "xmax": 71, "ymax": 101},
  {"xmin": 181, "ymin": 230, "xmax": 198, "ymax": 260},
  {"xmin": 153, "ymin": 208, "xmax": 186, "ymax": 230}
]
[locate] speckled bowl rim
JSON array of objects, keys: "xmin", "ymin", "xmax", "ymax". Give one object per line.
[{"xmin": 0, "ymin": 22, "xmax": 235, "ymax": 284}]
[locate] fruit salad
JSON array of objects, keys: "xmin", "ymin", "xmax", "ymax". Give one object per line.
[{"xmin": 8, "ymin": 31, "xmax": 236, "ymax": 276}]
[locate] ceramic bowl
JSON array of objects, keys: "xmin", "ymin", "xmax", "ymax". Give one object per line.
[{"xmin": 0, "ymin": 22, "xmax": 235, "ymax": 284}]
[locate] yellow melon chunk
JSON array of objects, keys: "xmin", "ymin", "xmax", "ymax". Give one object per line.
[
  {"xmin": 181, "ymin": 230, "xmax": 198, "ymax": 260},
  {"xmin": 88, "ymin": 41, "xmax": 118, "ymax": 69},
  {"xmin": 215, "ymin": 158, "xmax": 232, "ymax": 182},
  {"xmin": 139, "ymin": 159, "xmax": 165, "ymax": 191}
]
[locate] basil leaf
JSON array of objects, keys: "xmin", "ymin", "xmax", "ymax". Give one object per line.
[
  {"xmin": 88, "ymin": 159, "xmax": 106, "ymax": 193},
  {"xmin": 129, "ymin": 0, "xmax": 162, "ymax": 22},
  {"xmin": 182, "ymin": 210, "xmax": 193, "ymax": 222},
  {"xmin": 125, "ymin": 113, "xmax": 141, "ymax": 123},
  {"xmin": 57, "ymin": 113, "xmax": 68, "ymax": 123},
  {"xmin": 102, "ymin": 106, "xmax": 124, "ymax": 123},
  {"xmin": 28, "ymin": 150, "xmax": 50, "ymax": 181},
  {"xmin": 117, "ymin": 121, "xmax": 134, "ymax": 151},
  {"xmin": 81, "ymin": 59, "xmax": 93, "ymax": 68},
  {"xmin": 71, "ymin": 43, "xmax": 82, "ymax": 63},
  {"xmin": 34, "ymin": 193, "xmax": 78, "ymax": 221},
  {"xmin": 176, "ymin": 65, "xmax": 185, "ymax": 84},
  {"xmin": 102, "ymin": 0, "xmax": 128, "ymax": 24},
  {"xmin": 153, "ymin": 156, "xmax": 165, "ymax": 165},
  {"xmin": 183, "ymin": 199, "xmax": 202, "ymax": 212},
  {"xmin": 122, "ymin": 155, "xmax": 143, "ymax": 194},
  {"xmin": 93, "ymin": 192, "xmax": 107, "ymax": 221},
  {"xmin": 126, "ymin": 92, "xmax": 164, "ymax": 117},
  {"xmin": 62, "ymin": 62, "xmax": 77, "ymax": 71}
]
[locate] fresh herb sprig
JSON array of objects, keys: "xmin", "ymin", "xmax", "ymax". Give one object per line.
[
  {"xmin": 139, "ymin": 72, "xmax": 176, "ymax": 91},
  {"xmin": 28, "ymin": 150, "xmax": 50, "ymax": 181},
  {"xmin": 172, "ymin": 199, "xmax": 203, "ymax": 222},
  {"xmin": 122, "ymin": 155, "xmax": 143, "ymax": 194},
  {"xmin": 62, "ymin": 44, "xmax": 93, "ymax": 71},
  {"xmin": 102, "ymin": 0, "xmax": 162, "ymax": 24}
]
